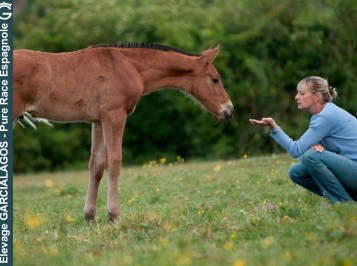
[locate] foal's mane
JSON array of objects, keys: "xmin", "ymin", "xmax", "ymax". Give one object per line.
[{"xmin": 90, "ymin": 42, "xmax": 201, "ymax": 57}]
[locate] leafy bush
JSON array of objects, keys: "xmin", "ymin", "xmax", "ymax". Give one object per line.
[{"xmin": 14, "ymin": 0, "xmax": 357, "ymax": 172}]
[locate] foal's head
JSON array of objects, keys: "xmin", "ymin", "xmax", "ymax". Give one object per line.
[{"xmin": 188, "ymin": 46, "xmax": 234, "ymax": 120}]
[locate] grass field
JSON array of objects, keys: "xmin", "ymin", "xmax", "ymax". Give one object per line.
[{"xmin": 14, "ymin": 154, "xmax": 357, "ymax": 266}]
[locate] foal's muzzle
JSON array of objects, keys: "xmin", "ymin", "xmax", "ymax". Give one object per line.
[{"xmin": 219, "ymin": 102, "xmax": 235, "ymax": 120}]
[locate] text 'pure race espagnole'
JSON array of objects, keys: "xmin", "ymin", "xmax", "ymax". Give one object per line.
[{"xmin": 0, "ymin": 1, "xmax": 12, "ymax": 265}]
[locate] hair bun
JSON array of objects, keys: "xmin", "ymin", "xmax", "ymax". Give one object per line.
[
  {"xmin": 328, "ymin": 86, "xmax": 337, "ymax": 100},
  {"xmin": 329, "ymin": 86, "xmax": 336, "ymax": 94}
]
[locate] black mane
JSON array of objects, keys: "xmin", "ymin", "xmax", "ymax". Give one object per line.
[{"xmin": 91, "ymin": 42, "xmax": 201, "ymax": 57}]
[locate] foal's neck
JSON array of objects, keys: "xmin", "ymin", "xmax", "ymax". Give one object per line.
[{"xmin": 118, "ymin": 48, "xmax": 199, "ymax": 94}]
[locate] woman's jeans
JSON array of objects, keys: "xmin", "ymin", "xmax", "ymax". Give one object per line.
[{"xmin": 289, "ymin": 149, "xmax": 357, "ymax": 202}]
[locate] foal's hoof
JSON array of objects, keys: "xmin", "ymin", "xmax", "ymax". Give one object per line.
[
  {"xmin": 107, "ymin": 211, "xmax": 120, "ymax": 223},
  {"xmin": 84, "ymin": 212, "xmax": 96, "ymax": 223}
]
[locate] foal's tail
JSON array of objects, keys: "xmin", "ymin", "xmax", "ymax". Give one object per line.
[{"xmin": 16, "ymin": 112, "xmax": 53, "ymax": 129}]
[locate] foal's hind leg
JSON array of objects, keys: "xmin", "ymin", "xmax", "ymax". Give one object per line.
[{"xmin": 84, "ymin": 123, "xmax": 106, "ymax": 221}]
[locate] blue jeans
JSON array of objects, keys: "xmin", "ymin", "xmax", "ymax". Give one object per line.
[{"xmin": 289, "ymin": 149, "xmax": 357, "ymax": 202}]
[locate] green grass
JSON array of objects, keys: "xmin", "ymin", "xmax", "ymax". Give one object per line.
[{"xmin": 14, "ymin": 154, "xmax": 357, "ymax": 266}]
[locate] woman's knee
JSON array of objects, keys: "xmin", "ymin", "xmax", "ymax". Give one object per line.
[
  {"xmin": 300, "ymin": 149, "xmax": 320, "ymax": 165},
  {"xmin": 288, "ymin": 163, "xmax": 303, "ymax": 184}
]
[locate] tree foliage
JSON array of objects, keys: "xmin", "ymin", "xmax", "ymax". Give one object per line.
[{"xmin": 14, "ymin": 0, "xmax": 357, "ymax": 172}]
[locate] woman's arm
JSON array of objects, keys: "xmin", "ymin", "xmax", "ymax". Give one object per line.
[
  {"xmin": 250, "ymin": 115, "xmax": 331, "ymax": 158},
  {"xmin": 249, "ymin": 118, "xmax": 277, "ymax": 129}
]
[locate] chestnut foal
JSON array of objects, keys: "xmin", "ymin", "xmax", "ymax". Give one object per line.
[{"xmin": 14, "ymin": 43, "xmax": 234, "ymax": 222}]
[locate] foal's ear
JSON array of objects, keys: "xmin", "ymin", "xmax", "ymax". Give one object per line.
[{"xmin": 200, "ymin": 45, "xmax": 220, "ymax": 64}]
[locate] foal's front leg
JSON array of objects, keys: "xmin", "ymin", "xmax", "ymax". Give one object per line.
[
  {"xmin": 84, "ymin": 123, "xmax": 106, "ymax": 221},
  {"xmin": 102, "ymin": 109, "xmax": 127, "ymax": 222}
]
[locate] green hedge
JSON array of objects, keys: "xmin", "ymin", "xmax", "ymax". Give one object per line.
[{"xmin": 14, "ymin": 0, "xmax": 357, "ymax": 172}]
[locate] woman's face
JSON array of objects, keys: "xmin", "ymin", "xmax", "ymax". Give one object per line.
[{"xmin": 295, "ymin": 84, "xmax": 319, "ymax": 112}]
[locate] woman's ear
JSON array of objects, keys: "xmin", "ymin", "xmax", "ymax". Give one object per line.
[{"xmin": 314, "ymin": 92, "xmax": 322, "ymax": 103}]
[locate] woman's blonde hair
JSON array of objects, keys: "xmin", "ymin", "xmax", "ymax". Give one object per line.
[{"xmin": 297, "ymin": 76, "xmax": 337, "ymax": 102}]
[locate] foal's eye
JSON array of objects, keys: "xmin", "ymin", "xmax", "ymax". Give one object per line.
[{"xmin": 212, "ymin": 78, "xmax": 220, "ymax": 84}]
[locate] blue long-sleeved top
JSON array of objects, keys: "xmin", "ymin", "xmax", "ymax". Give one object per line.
[{"xmin": 270, "ymin": 102, "xmax": 357, "ymax": 162}]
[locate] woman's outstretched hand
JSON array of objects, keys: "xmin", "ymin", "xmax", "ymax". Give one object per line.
[{"xmin": 249, "ymin": 117, "xmax": 277, "ymax": 129}]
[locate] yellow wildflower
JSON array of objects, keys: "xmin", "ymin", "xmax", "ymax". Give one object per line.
[
  {"xmin": 24, "ymin": 213, "xmax": 43, "ymax": 229},
  {"xmin": 224, "ymin": 241, "xmax": 234, "ymax": 251},
  {"xmin": 164, "ymin": 221, "xmax": 176, "ymax": 232},
  {"xmin": 305, "ymin": 232, "xmax": 314, "ymax": 241},
  {"xmin": 213, "ymin": 165, "xmax": 221, "ymax": 171},
  {"xmin": 261, "ymin": 235, "xmax": 274, "ymax": 249},
  {"xmin": 233, "ymin": 260, "xmax": 246, "ymax": 266},
  {"xmin": 14, "ymin": 240, "xmax": 24, "ymax": 252},
  {"xmin": 48, "ymin": 247, "xmax": 58, "ymax": 256},
  {"xmin": 43, "ymin": 179, "xmax": 53, "ymax": 188},
  {"xmin": 65, "ymin": 214, "xmax": 75, "ymax": 223},
  {"xmin": 176, "ymin": 156, "xmax": 184, "ymax": 163},
  {"xmin": 177, "ymin": 254, "xmax": 192, "ymax": 266},
  {"xmin": 123, "ymin": 256, "xmax": 133, "ymax": 264},
  {"xmin": 341, "ymin": 259, "xmax": 353, "ymax": 266},
  {"xmin": 160, "ymin": 238, "xmax": 169, "ymax": 247},
  {"xmin": 284, "ymin": 251, "xmax": 292, "ymax": 262}
]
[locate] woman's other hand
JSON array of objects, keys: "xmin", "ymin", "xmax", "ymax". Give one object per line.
[{"xmin": 311, "ymin": 144, "xmax": 325, "ymax": 152}]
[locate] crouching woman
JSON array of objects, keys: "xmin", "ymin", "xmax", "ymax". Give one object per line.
[{"xmin": 250, "ymin": 76, "xmax": 357, "ymax": 202}]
